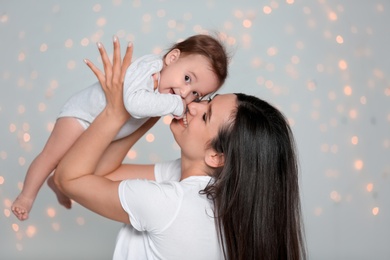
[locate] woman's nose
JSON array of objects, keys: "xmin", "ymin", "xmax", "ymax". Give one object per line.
[{"xmin": 187, "ymin": 101, "xmax": 207, "ymax": 116}]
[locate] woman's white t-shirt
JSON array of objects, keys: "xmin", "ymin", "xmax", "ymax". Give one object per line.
[{"xmin": 113, "ymin": 159, "xmax": 223, "ymax": 260}]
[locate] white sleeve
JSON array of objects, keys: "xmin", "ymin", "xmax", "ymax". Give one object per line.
[
  {"xmin": 118, "ymin": 179, "xmax": 183, "ymax": 232},
  {"xmin": 123, "ymin": 54, "xmax": 184, "ymax": 118},
  {"xmin": 154, "ymin": 158, "xmax": 181, "ymax": 182}
]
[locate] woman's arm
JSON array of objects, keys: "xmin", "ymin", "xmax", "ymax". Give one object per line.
[
  {"xmin": 94, "ymin": 117, "xmax": 159, "ymax": 181},
  {"xmin": 54, "ymin": 37, "xmax": 138, "ymax": 223},
  {"xmin": 93, "ymin": 74, "xmax": 160, "ymax": 180}
]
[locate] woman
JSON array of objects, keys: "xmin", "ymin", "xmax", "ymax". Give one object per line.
[{"xmin": 54, "ymin": 38, "xmax": 306, "ymax": 260}]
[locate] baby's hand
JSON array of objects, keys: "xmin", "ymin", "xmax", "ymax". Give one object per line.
[{"xmin": 173, "ymin": 99, "xmax": 187, "ymax": 119}]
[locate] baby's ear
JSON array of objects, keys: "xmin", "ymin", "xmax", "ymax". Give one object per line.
[
  {"xmin": 205, "ymin": 149, "xmax": 225, "ymax": 168},
  {"xmin": 164, "ymin": 49, "xmax": 180, "ymax": 65}
]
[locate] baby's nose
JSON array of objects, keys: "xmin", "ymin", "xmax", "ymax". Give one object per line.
[{"xmin": 180, "ymin": 87, "xmax": 191, "ymax": 97}]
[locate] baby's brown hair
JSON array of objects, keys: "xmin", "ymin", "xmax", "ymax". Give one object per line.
[{"xmin": 164, "ymin": 34, "xmax": 229, "ymax": 90}]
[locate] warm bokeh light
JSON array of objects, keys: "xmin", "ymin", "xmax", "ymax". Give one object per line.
[
  {"xmin": 76, "ymin": 217, "xmax": 85, "ymax": 226},
  {"xmin": 338, "ymin": 59, "xmax": 348, "ymax": 70},
  {"xmin": 17, "ymin": 182, "xmax": 23, "ymax": 190},
  {"xmin": 328, "ymin": 91, "xmax": 336, "ymax": 100},
  {"xmin": 4, "ymin": 208, "xmax": 11, "ymax": 217},
  {"xmin": 351, "ymin": 136, "xmax": 358, "ymax": 145},
  {"xmin": 52, "ymin": 222, "xmax": 60, "ymax": 231},
  {"xmin": 328, "ymin": 11, "xmax": 338, "ymax": 21},
  {"xmin": 40, "ymin": 43, "xmax": 48, "ymax": 52},
  {"xmin": 47, "ymin": 122, "xmax": 55, "ymax": 132},
  {"xmin": 0, "ymin": 151, "xmax": 7, "ymax": 160},
  {"xmin": 366, "ymin": 183, "xmax": 373, "ymax": 192},
  {"xmin": 263, "ymin": 6, "xmax": 272, "ymax": 14},
  {"xmin": 47, "ymin": 207, "xmax": 56, "ymax": 218},
  {"xmin": 18, "ymin": 105, "xmax": 26, "ymax": 114},
  {"xmin": 163, "ymin": 115, "xmax": 172, "ymax": 125},
  {"xmin": 18, "ymin": 52, "xmax": 26, "ymax": 61},
  {"xmin": 336, "ymin": 35, "xmax": 344, "ymax": 44},
  {"xmin": 67, "ymin": 60, "xmax": 76, "ymax": 70},
  {"xmin": 0, "ymin": 176, "xmax": 4, "ymax": 185},
  {"xmin": 349, "ymin": 109, "xmax": 357, "ymax": 119},
  {"xmin": 1, "ymin": 14, "xmax": 9, "ymax": 23},
  {"xmin": 354, "ymin": 160, "xmax": 364, "ymax": 170},
  {"xmin": 330, "ymin": 191, "xmax": 341, "ymax": 202},
  {"xmin": 372, "ymin": 207, "xmax": 379, "ymax": 216},
  {"xmin": 291, "ymin": 55, "xmax": 300, "ymax": 64},
  {"xmin": 38, "ymin": 102, "xmax": 47, "ymax": 112},
  {"xmin": 81, "ymin": 37, "xmax": 90, "ymax": 46},
  {"xmin": 145, "ymin": 133, "xmax": 155, "ymax": 143},
  {"xmin": 23, "ymin": 133, "xmax": 31, "ymax": 142},
  {"xmin": 344, "ymin": 85, "xmax": 352, "ymax": 96},
  {"xmin": 65, "ymin": 39, "xmax": 73, "ymax": 48},
  {"xmin": 307, "ymin": 80, "xmax": 316, "ymax": 91},
  {"xmin": 12, "ymin": 223, "xmax": 19, "ymax": 232},
  {"xmin": 320, "ymin": 143, "xmax": 329, "ymax": 152},
  {"xmin": 92, "ymin": 4, "xmax": 102, "ymax": 12},
  {"xmin": 143, "ymin": 14, "xmax": 152, "ymax": 22},
  {"xmin": 127, "ymin": 150, "xmax": 137, "ymax": 160},
  {"xmin": 314, "ymin": 207, "xmax": 323, "ymax": 216},
  {"xmin": 96, "ymin": 17, "xmax": 107, "ymax": 27},
  {"xmin": 18, "ymin": 157, "xmax": 26, "ymax": 166},
  {"xmin": 26, "ymin": 225, "xmax": 37, "ymax": 238},
  {"xmin": 242, "ymin": 19, "xmax": 252, "ymax": 28},
  {"xmin": 267, "ymin": 47, "xmax": 278, "ymax": 56}
]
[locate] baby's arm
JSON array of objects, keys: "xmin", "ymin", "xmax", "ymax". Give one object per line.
[{"xmin": 123, "ymin": 54, "xmax": 184, "ymax": 118}]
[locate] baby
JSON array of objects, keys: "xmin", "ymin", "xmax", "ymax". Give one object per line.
[{"xmin": 11, "ymin": 34, "xmax": 229, "ymax": 221}]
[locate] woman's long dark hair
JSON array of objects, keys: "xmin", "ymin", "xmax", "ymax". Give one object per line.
[{"xmin": 202, "ymin": 93, "xmax": 306, "ymax": 260}]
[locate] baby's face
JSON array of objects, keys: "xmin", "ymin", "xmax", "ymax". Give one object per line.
[{"xmin": 158, "ymin": 53, "xmax": 219, "ymax": 105}]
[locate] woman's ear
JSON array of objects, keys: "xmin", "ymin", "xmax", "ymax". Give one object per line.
[
  {"xmin": 205, "ymin": 149, "xmax": 225, "ymax": 168},
  {"xmin": 164, "ymin": 49, "xmax": 180, "ymax": 65}
]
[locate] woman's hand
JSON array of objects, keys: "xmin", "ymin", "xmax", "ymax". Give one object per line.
[{"xmin": 84, "ymin": 36, "xmax": 133, "ymax": 124}]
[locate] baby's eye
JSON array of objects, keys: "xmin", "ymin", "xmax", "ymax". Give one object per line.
[
  {"xmin": 185, "ymin": 75, "xmax": 191, "ymax": 83},
  {"xmin": 202, "ymin": 113, "xmax": 207, "ymax": 122}
]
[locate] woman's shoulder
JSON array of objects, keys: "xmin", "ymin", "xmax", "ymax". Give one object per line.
[{"xmin": 154, "ymin": 158, "xmax": 181, "ymax": 182}]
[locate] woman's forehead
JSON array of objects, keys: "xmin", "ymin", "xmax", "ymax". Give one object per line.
[
  {"xmin": 213, "ymin": 93, "xmax": 236, "ymax": 104},
  {"xmin": 209, "ymin": 94, "xmax": 237, "ymax": 121}
]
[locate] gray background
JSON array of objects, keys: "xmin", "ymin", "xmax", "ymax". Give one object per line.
[{"xmin": 1, "ymin": 0, "xmax": 389, "ymax": 259}]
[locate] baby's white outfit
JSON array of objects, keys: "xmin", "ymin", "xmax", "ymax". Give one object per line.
[{"xmin": 58, "ymin": 54, "xmax": 184, "ymax": 140}]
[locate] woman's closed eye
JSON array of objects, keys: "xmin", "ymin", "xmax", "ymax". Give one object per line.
[{"xmin": 192, "ymin": 91, "xmax": 200, "ymax": 98}]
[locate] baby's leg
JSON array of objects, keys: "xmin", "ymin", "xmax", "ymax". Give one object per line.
[{"xmin": 11, "ymin": 117, "xmax": 84, "ymax": 221}]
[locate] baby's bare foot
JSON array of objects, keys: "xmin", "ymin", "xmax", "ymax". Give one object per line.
[
  {"xmin": 11, "ymin": 195, "xmax": 34, "ymax": 221},
  {"xmin": 47, "ymin": 176, "xmax": 72, "ymax": 209}
]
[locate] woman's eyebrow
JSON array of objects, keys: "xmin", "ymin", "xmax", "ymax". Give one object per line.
[{"xmin": 207, "ymin": 104, "xmax": 213, "ymax": 122}]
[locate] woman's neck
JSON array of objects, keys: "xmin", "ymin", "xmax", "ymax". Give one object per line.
[{"xmin": 180, "ymin": 157, "xmax": 209, "ymax": 181}]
